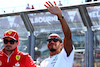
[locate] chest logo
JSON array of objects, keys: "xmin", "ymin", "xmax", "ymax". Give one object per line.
[
  {"xmin": 0, "ymin": 61, "xmax": 2, "ymax": 66},
  {"xmin": 13, "ymin": 62, "xmax": 20, "ymax": 67},
  {"xmin": 16, "ymin": 55, "xmax": 21, "ymax": 61}
]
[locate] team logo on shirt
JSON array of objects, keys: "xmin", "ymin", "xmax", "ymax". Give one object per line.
[
  {"xmin": 51, "ymin": 55, "xmax": 58, "ymax": 67},
  {"xmin": 13, "ymin": 62, "xmax": 20, "ymax": 67},
  {"xmin": 16, "ymin": 55, "xmax": 21, "ymax": 61},
  {"xmin": 0, "ymin": 61, "xmax": 2, "ymax": 66}
]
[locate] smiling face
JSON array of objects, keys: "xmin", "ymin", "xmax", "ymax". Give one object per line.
[
  {"xmin": 3, "ymin": 37, "xmax": 19, "ymax": 51},
  {"xmin": 47, "ymin": 37, "xmax": 62, "ymax": 52}
]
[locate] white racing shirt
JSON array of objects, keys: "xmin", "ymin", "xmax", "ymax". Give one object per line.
[{"xmin": 40, "ymin": 48, "xmax": 74, "ymax": 67}]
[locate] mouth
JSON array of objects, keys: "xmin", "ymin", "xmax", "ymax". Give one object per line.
[{"xmin": 6, "ymin": 45, "xmax": 12, "ymax": 48}]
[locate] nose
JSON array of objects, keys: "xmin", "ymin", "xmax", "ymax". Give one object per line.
[
  {"xmin": 6, "ymin": 42, "xmax": 11, "ymax": 45},
  {"xmin": 50, "ymin": 40, "xmax": 55, "ymax": 43},
  {"xmin": 8, "ymin": 42, "xmax": 11, "ymax": 44}
]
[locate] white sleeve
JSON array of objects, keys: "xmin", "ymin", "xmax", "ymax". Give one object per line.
[
  {"xmin": 54, "ymin": 46, "xmax": 74, "ymax": 67},
  {"xmin": 60, "ymin": 46, "xmax": 75, "ymax": 63},
  {"xmin": 40, "ymin": 60, "xmax": 46, "ymax": 67}
]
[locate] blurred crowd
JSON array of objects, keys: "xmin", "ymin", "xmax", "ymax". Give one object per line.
[
  {"xmin": 2, "ymin": 0, "xmax": 100, "ymax": 13},
  {"xmin": 26, "ymin": 4, "xmax": 35, "ymax": 10}
]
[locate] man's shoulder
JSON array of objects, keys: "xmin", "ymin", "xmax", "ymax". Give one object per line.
[
  {"xmin": 0, "ymin": 50, "xmax": 3, "ymax": 54},
  {"xmin": 17, "ymin": 51, "xmax": 32, "ymax": 60},
  {"xmin": 0, "ymin": 50, "xmax": 2, "ymax": 53},
  {"xmin": 18, "ymin": 51, "xmax": 29, "ymax": 56},
  {"xmin": 41, "ymin": 57, "xmax": 49, "ymax": 63}
]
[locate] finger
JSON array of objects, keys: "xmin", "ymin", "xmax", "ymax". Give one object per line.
[
  {"xmin": 44, "ymin": 4, "xmax": 48, "ymax": 8},
  {"xmin": 46, "ymin": 2, "xmax": 51, "ymax": 7},
  {"xmin": 54, "ymin": 1, "xmax": 56, "ymax": 6},
  {"xmin": 48, "ymin": 1, "xmax": 54, "ymax": 6}
]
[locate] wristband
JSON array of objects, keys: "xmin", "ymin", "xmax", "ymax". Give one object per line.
[{"xmin": 58, "ymin": 16, "xmax": 64, "ymax": 20}]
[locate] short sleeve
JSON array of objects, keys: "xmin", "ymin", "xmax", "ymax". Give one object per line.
[
  {"xmin": 54, "ymin": 46, "xmax": 74, "ymax": 67},
  {"xmin": 60, "ymin": 46, "xmax": 75, "ymax": 63}
]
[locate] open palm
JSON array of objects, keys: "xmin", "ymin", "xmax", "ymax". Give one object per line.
[{"xmin": 44, "ymin": 1, "xmax": 62, "ymax": 16}]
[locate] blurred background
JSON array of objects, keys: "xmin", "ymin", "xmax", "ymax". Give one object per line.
[{"xmin": 0, "ymin": 0, "xmax": 100, "ymax": 67}]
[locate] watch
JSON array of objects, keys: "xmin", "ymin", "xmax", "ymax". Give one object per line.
[{"xmin": 58, "ymin": 16, "xmax": 64, "ymax": 20}]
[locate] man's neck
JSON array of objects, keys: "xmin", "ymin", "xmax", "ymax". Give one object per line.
[
  {"xmin": 4, "ymin": 50, "xmax": 13, "ymax": 56},
  {"xmin": 50, "ymin": 51, "xmax": 60, "ymax": 57}
]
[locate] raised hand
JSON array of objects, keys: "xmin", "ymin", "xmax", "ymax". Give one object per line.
[{"xmin": 44, "ymin": 1, "xmax": 62, "ymax": 17}]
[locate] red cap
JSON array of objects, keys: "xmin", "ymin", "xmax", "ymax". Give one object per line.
[{"xmin": 2, "ymin": 29, "xmax": 19, "ymax": 41}]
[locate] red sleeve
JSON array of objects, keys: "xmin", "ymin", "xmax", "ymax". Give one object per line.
[{"xmin": 25, "ymin": 55, "xmax": 36, "ymax": 67}]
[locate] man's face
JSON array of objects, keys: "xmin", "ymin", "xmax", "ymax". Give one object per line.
[
  {"xmin": 47, "ymin": 37, "xmax": 62, "ymax": 52},
  {"xmin": 3, "ymin": 37, "xmax": 18, "ymax": 51}
]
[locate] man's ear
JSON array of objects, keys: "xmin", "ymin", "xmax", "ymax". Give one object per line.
[
  {"xmin": 3, "ymin": 40, "xmax": 4, "ymax": 43},
  {"xmin": 60, "ymin": 43, "xmax": 63, "ymax": 47},
  {"xmin": 17, "ymin": 41, "xmax": 20, "ymax": 45}
]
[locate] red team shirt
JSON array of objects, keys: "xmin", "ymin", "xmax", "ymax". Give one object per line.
[{"xmin": 0, "ymin": 47, "xmax": 36, "ymax": 67}]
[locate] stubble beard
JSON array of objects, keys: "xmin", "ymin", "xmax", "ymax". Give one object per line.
[
  {"xmin": 50, "ymin": 48, "xmax": 56, "ymax": 52},
  {"xmin": 5, "ymin": 46, "xmax": 16, "ymax": 51},
  {"xmin": 49, "ymin": 43, "xmax": 60, "ymax": 52},
  {"xmin": 6, "ymin": 48, "xmax": 16, "ymax": 51}
]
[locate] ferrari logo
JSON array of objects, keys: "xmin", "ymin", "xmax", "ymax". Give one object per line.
[
  {"xmin": 8, "ymin": 31, "xmax": 12, "ymax": 35},
  {"xmin": 16, "ymin": 55, "xmax": 21, "ymax": 61}
]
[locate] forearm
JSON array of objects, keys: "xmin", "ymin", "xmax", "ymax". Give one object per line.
[
  {"xmin": 57, "ymin": 15, "xmax": 71, "ymax": 39},
  {"xmin": 57, "ymin": 15, "xmax": 73, "ymax": 56}
]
